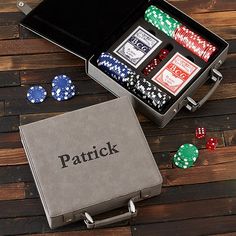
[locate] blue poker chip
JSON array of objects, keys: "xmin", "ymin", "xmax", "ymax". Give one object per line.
[
  {"xmin": 52, "ymin": 75, "xmax": 72, "ymax": 91},
  {"xmin": 27, "ymin": 86, "xmax": 47, "ymax": 104},
  {"xmin": 97, "ymin": 52, "xmax": 135, "ymax": 82},
  {"xmin": 51, "ymin": 85, "xmax": 76, "ymax": 101}
]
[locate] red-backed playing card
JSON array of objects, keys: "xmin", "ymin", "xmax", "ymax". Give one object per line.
[{"xmin": 151, "ymin": 53, "xmax": 201, "ymax": 96}]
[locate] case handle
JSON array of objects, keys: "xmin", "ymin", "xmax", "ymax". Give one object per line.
[
  {"xmin": 185, "ymin": 69, "xmax": 223, "ymax": 112},
  {"xmin": 83, "ymin": 199, "xmax": 137, "ymax": 229}
]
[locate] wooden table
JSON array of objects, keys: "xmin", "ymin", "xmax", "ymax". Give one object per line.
[{"xmin": 0, "ymin": 0, "xmax": 236, "ymax": 235}]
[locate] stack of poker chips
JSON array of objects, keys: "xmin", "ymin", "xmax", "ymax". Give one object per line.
[
  {"xmin": 144, "ymin": 5, "xmax": 181, "ymax": 38},
  {"xmin": 144, "ymin": 5, "xmax": 217, "ymax": 62},
  {"xmin": 97, "ymin": 52, "xmax": 135, "ymax": 85},
  {"xmin": 142, "ymin": 48, "xmax": 170, "ymax": 76},
  {"xmin": 174, "ymin": 26, "xmax": 216, "ymax": 62},
  {"xmin": 132, "ymin": 75, "xmax": 171, "ymax": 110},
  {"xmin": 97, "ymin": 53, "xmax": 171, "ymax": 111},
  {"xmin": 51, "ymin": 75, "xmax": 76, "ymax": 101},
  {"xmin": 173, "ymin": 144, "xmax": 199, "ymax": 169}
]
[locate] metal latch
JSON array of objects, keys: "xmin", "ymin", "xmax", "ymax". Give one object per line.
[
  {"xmin": 185, "ymin": 69, "xmax": 223, "ymax": 112},
  {"xmin": 17, "ymin": 1, "xmax": 32, "ymax": 15}
]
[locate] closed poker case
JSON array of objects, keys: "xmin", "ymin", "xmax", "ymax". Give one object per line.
[
  {"xmin": 18, "ymin": 0, "xmax": 229, "ymax": 127},
  {"xmin": 19, "ymin": 97, "xmax": 163, "ymax": 229}
]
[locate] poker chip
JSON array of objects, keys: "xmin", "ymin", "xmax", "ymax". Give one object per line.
[
  {"xmin": 52, "ymin": 75, "xmax": 72, "ymax": 91},
  {"xmin": 97, "ymin": 52, "xmax": 171, "ymax": 111},
  {"xmin": 173, "ymin": 144, "xmax": 199, "ymax": 169},
  {"xmin": 174, "ymin": 26, "xmax": 217, "ymax": 62},
  {"xmin": 27, "ymin": 86, "xmax": 47, "ymax": 104},
  {"xmin": 144, "ymin": 5, "xmax": 217, "ymax": 62},
  {"xmin": 97, "ymin": 52, "xmax": 135, "ymax": 82},
  {"xmin": 145, "ymin": 5, "xmax": 181, "ymax": 38},
  {"xmin": 131, "ymin": 75, "xmax": 171, "ymax": 110},
  {"xmin": 51, "ymin": 75, "xmax": 76, "ymax": 101},
  {"xmin": 173, "ymin": 154, "xmax": 194, "ymax": 169}
]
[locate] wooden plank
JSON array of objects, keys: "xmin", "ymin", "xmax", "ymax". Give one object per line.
[
  {"xmin": 0, "ymin": 71, "xmax": 20, "ymax": 87},
  {"xmin": 170, "ymin": 0, "xmax": 236, "ymax": 14},
  {"xmin": 132, "ymin": 215, "xmax": 236, "ymax": 236},
  {"xmin": 0, "ymin": 102, "xmax": 4, "ymax": 116},
  {"xmin": 196, "ymin": 146, "xmax": 236, "ymax": 166},
  {"xmin": 211, "ymin": 233, "xmax": 236, "ymax": 236},
  {"xmin": 0, "ymin": 12, "xmax": 22, "ymax": 26},
  {"xmin": 206, "ymin": 25, "xmax": 236, "ymax": 40},
  {"xmin": 0, "ymin": 216, "xmax": 85, "ymax": 235},
  {"xmin": 0, "ymin": 116, "xmax": 19, "ymax": 132},
  {"xmin": 28, "ymin": 227, "xmax": 132, "ymax": 236},
  {"xmin": 0, "ymin": 39, "xmax": 63, "ymax": 56},
  {"xmin": 0, "ymin": 165, "xmax": 33, "ymax": 184},
  {"xmin": 193, "ymin": 83, "xmax": 236, "ymax": 101},
  {"xmin": 0, "ymin": 198, "xmax": 44, "ymax": 218},
  {"xmin": 0, "ymin": 132, "xmax": 22, "ymax": 149},
  {"xmin": 138, "ymin": 180, "xmax": 236, "ymax": 206},
  {"xmin": 221, "ymin": 54, "xmax": 236, "ymax": 69},
  {"xmin": 147, "ymin": 131, "xmax": 224, "ymax": 153},
  {"xmin": 191, "ymin": 11, "xmax": 236, "ymax": 28},
  {"xmin": 224, "ymin": 129, "xmax": 236, "ymax": 146},
  {"xmin": 161, "ymin": 161, "xmax": 236, "ymax": 186},
  {"xmin": 133, "ymin": 197, "xmax": 236, "ymax": 224},
  {"xmin": 0, "ymin": 182, "xmax": 25, "ymax": 200},
  {"xmin": 20, "ymin": 67, "xmax": 88, "ymax": 85},
  {"xmin": 220, "ymin": 68, "xmax": 236, "ymax": 84},
  {"xmin": 0, "ymin": 148, "xmax": 27, "ymax": 166},
  {"xmin": 5, "ymin": 93, "xmax": 114, "ymax": 116},
  {"xmin": 1, "ymin": 0, "xmax": 235, "ymax": 15},
  {"xmin": 0, "ymin": 52, "xmax": 83, "ymax": 72},
  {"xmin": 176, "ymin": 99, "xmax": 236, "ymax": 119},
  {"xmin": 0, "ymin": 81, "xmax": 106, "ymax": 101},
  {"xmin": 142, "ymin": 114, "xmax": 236, "ymax": 137},
  {"xmin": 228, "ymin": 40, "xmax": 236, "ymax": 54},
  {"xmin": 0, "ymin": 25, "xmax": 19, "ymax": 40}
]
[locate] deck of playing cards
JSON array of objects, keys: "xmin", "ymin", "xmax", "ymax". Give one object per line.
[
  {"xmin": 114, "ymin": 26, "xmax": 162, "ymax": 68},
  {"xmin": 152, "ymin": 53, "xmax": 201, "ymax": 96}
]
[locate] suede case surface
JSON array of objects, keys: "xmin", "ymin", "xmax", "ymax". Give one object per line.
[{"xmin": 20, "ymin": 97, "xmax": 162, "ymax": 228}]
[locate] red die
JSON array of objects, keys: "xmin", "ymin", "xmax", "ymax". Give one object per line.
[
  {"xmin": 195, "ymin": 127, "xmax": 206, "ymax": 139},
  {"xmin": 206, "ymin": 138, "xmax": 218, "ymax": 150}
]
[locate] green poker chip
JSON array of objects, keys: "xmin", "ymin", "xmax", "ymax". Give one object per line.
[
  {"xmin": 177, "ymin": 144, "xmax": 199, "ymax": 162},
  {"xmin": 172, "ymin": 144, "xmax": 199, "ymax": 169},
  {"xmin": 144, "ymin": 5, "xmax": 181, "ymax": 38},
  {"xmin": 173, "ymin": 154, "xmax": 194, "ymax": 168}
]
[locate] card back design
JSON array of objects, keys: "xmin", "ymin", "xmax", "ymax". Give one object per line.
[
  {"xmin": 151, "ymin": 53, "xmax": 201, "ymax": 96},
  {"xmin": 114, "ymin": 26, "xmax": 162, "ymax": 68}
]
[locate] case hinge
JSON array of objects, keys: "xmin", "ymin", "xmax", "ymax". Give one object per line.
[{"xmin": 17, "ymin": 1, "xmax": 32, "ymax": 15}]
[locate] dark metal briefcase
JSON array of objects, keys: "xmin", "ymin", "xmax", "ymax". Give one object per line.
[{"xmin": 17, "ymin": 0, "xmax": 229, "ymax": 127}]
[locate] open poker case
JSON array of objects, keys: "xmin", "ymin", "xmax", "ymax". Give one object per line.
[{"xmin": 18, "ymin": 0, "xmax": 229, "ymax": 128}]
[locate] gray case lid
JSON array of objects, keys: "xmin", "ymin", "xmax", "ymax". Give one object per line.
[{"xmin": 20, "ymin": 97, "xmax": 162, "ymax": 227}]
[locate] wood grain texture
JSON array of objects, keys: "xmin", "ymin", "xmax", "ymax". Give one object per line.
[
  {"xmin": 0, "ymin": 148, "xmax": 27, "ymax": 166},
  {"xmin": 0, "ymin": 182, "xmax": 25, "ymax": 200},
  {"xmin": 0, "ymin": 39, "xmax": 63, "ymax": 56},
  {"xmin": 26, "ymin": 227, "xmax": 132, "ymax": 236},
  {"xmin": 0, "ymin": 0, "xmax": 236, "ymax": 235},
  {"xmin": 132, "ymin": 215, "xmax": 236, "ymax": 236},
  {"xmin": 0, "ymin": 52, "xmax": 83, "ymax": 72}
]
